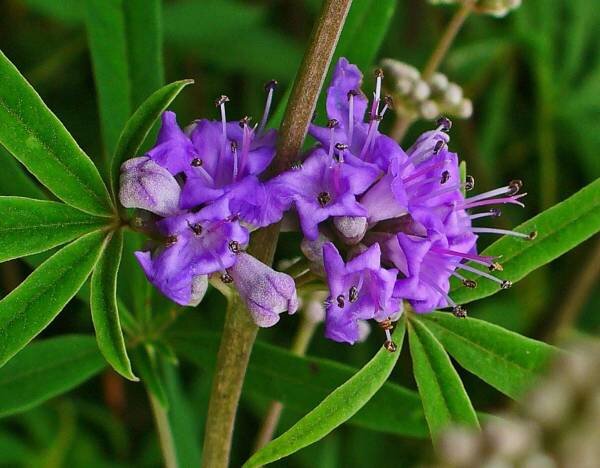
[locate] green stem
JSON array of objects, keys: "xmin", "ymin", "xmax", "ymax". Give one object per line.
[
  {"xmin": 390, "ymin": 0, "xmax": 475, "ymax": 142},
  {"xmin": 200, "ymin": 2, "xmax": 353, "ymax": 465},
  {"xmin": 149, "ymin": 392, "xmax": 178, "ymax": 468},
  {"xmin": 253, "ymin": 315, "xmax": 319, "ymax": 451}
]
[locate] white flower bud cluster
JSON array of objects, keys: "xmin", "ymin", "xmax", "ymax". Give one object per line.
[
  {"xmin": 431, "ymin": 340, "xmax": 600, "ymax": 468},
  {"xmin": 380, "ymin": 59, "xmax": 473, "ymax": 122},
  {"xmin": 428, "ymin": 0, "xmax": 522, "ymax": 17}
]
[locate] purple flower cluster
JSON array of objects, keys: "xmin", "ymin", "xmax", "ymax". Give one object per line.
[
  {"xmin": 118, "ymin": 58, "xmax": 535, "ymax": 344},
  {"xmin": 119, "ymin": 84, "xmax": 297, "ymax": 327},
  {"xmin": 272, "ymin": 58, "xmax": 535, "ymax": 344}
]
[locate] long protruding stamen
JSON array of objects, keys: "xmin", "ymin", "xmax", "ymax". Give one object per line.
[
  {"xmin": 457, "ymin": 193, "xmax": 527, "ymax": 210},
  {"xmin": 399, "ymin": 130, "xmax": 448, "ymax": 170},
  {"xmin": 190, "ymin": 158, "xmax": 215, "ymax": 185},
  {"xmin": 410, "ymin": 179, "xmax": 472, "ymax": 204},
  {"xmin": 465, "ymin": 180, "xmax": 523, "ymax": 205},
  {"xmin": 258, "ymin": 80, "xmax": 277, "ymax": 136},
  {"xmin": 359, "ymin": 114, "xmax": 381, "ymax": 159},
  {"xmin": 379, "ymin": 95, "xmax": 393, "ymax": 120},
  {"xmin": 372, "ymin": 68, "xmax": 384, "ymax": 117},
  {"xmin": 215, "ymin": 95, "xmax": 230, "ymax": 166},
  {"xmin": 401, "ymin": 158, "xmax": 449, "ymax": 184},
  {"xmin": 327, "ymin": 119, "xmax": 337, "ymax": 161},
  {"xmin": 456, "ymin": 263, "xmax": 512, "ymax": 289},
  {"xmin": 239, "ymin": 117, "xmax": 251, "ymax": 177},
  {"xmin": 405, "ymin": 172, "xmax": 450, "ymax": 192},
  {"xmin": 420, "ymin": 273, "xmax": 457, "ymax": 308},
  {"xmin": 334, "ymin": 143, "xmax": 347, "ymax": 163},
  {"xmin": 472, "ymin": 227, "xmax": 537, "ymax": 240},
  {"xmin": 347, "ymin": 90, "xmax": 357, "ymax": 143},
  {"xmin": 430, "ymin": 247, "xmax": 495, "ymax": 267},
  {"xmin": 468, "ymin": 209, "xmax": 502, "ymax": 221}
]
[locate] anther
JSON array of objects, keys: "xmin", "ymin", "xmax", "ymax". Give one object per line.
[
  {"xmin": 347, "ymin": 89, "xmax": 359, "ymax": 99},
  {"xmin": 440, "ymin": 170, "xmax": 450, "ymax": 184},
  {"xmin": 489, "ymin": 262, "xmax": 504, "ymax": 272},
  {"xmin": 239, "ymin": 116, "xmax": 252, "ymax": 128},
  {"xmin": 379, "ymin": 318, "xmax": 394, "ymax": 331},
  {"xmin": 291, "ymin": 161, "xmax": 303, "ymax": 170},
  {"xmin": 228, "ymin": 240, "xmax": 241, "ymax": 254},
  {"xmin": 191, "ymin": 158, "xmax": 203, "ymax": 167},
  {"xmin": 214, "ymin": 95, "xmax": 230, "ymax": 107},
  {"xmin": 490, "ymin": 208, "xmax": 502, "ymax": 217},
  {"xmin": 189, "ymin": 223, "xmax": 203, "ymax": 236},
  {"xmin": 508, "ymin": 179, "xmax": 523, "ymax": 195},
  {"xmin": 462, "ymin": 279, "xmax": 478, "ymax": 288},
  {"xmin": 436, "ymin": 116, "xmax": 452, "ymax": 132},
  {"xmin": 433, "ymin": 140, "xmax": 445, "ymax": 154},
  {"xmin": 230, "ymin": 141, "xmax": 238, "ymax": 152},
  {"xmin": 374, "ymin": 68, "xmax": 384, "ymax": 79},
  {"xmin": 501, "ymin": 280, "xmax": 512, "ymax": 289},
  {"xmin": 465, "ymin": 175, "xmax": 475, "ymax": 191},
  {"xmin": 349, "ymin": 286, "xmax": 359, "ymax": 302},
  {"xmin": 220, "ymin": 272, "xmax": 233, "ymax": 284},
  {"xmin": 384, "ymin": 340, "xmax": 397, "ymax": 353},
  {"xmin": 131, "ymin": 216, "xmax": 144, "ymax": 229},
  {"xmin": 327, "ymin": 119, "xmax": 339, "ymax": 129},
  {"xmin": 335, "ymin": 143, "xmax": 348, "ymax": 151},
  {"xmin": 165, "ymin": 235, "xmax": 178, "ymax": 247},
  {"xmin": 317, "ymin": 191, "xmax": 331, "ymax": 207},
  {"xmin": 528, "ymin": 231, "xmax": 538, "ymax": 240},
  {"xmin": 452, "ymin": 306, "xmax": 467, "ymax": 318},
  {"xmin": 264, "ymin": 79, "xmax": 278, "ymax": 91},
  {"xmin": 336, "ymin": 294, "xmax": 345, "ymax": 308},
  {"xmin": 383, "ymin": 95, "xmax": 394, "ymax": 109},
  {"xmin": 370, "ymin": 113, "xmax": 383, "ymax": 122}
]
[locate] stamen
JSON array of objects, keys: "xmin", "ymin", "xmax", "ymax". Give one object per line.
[
  {"xmin": 349, "ymin": 285, "xmax": 359, "ymax": 302},
  {"xmin": 436, "ymin": 116, "xmax": 452, "ymax": 132},
  {"xmin": 336, "ymin": 294, "xmax": 345, "ymax": 308},
  {"xmin": 215, "ymin": 95, "xmax": 230, "ymax": 162},
  {"xmin": 318, "ymin": 191, "xmax": 331, "ymax": 207},
  {"xmin": 191, "ymin": 158, "xmax": 203, "ymax": 167},
  {"xmin": 465, "ymin": 175, "xmax": 475, "ymax": 191},
  {"xmin": 451, "ymin": 270, "xmax": 478, "ymax": 288},
  {"xmin": 347, "ymin": 90, "xmax": 358, "ymax": 142},
  {"xmin": 379, "ymin": 95, "xmax": 394, "ymax": 119},
  {"xmin": 452, "ymin": 306, "xmax": 467, "ymax": 318},
  {"xmin": 373, "ymin": 68, "xmax": 384, "ymax": 117},
  {"xmin": 399, "ymin": 130, "xmax": 449, "ymax": 170},
  {"xmin": 405, "ymin": 174, "xmax": 448, "ymax": 192},
  {"xmin": 468, "ymin": 209, "xmax": 501, "ymax": 220},
  {"xmin": 421, "ymin": 273, "xmax": 458, "ymax": 309},
  {"xmin": 401, "ymin": 158, "xmax": 449, "ymax": 184},
  {"xmin": 228, "ymin": 240, "xmax": 241, "ymax": 254},
  {"xmin": 455, "ymin": 263, "xmax": 507, "ymax": 287},
  {"xmin": 380, "ymin": 318, "xmax": 397, "ymax": 352},
  {"xmin": 258, "ymin": 80, "xmax": 278, "ymax": 135},
  {"xmin": 231, "ymin": 140, "xmax": 238, "ymax": 180},
  {"xmin": 221, "ymin": 272, "xmax": 233, "ymax": 283},
  {"xmin": 457, "ymin": 193, "xmax": 527, "ymax": 210},
  {"xmin": 187, "ymin": 222, "xmax": 203, "ymax": 236},
  {"xmin": 466, "ymin": 181, "xmax": 524, "ymax": 205},
  {"xmin": 410, "ymin": 181, "xmax": 469, "ymax": 204},
  {"xmin": 471, "ymin": 227, "xmax": 537, "ymax": 240},
  {"xmin": 430, "ymin": 247, "xmax": 495, "ymax": 267},
  {"xmin": 165, "ymin": 235, "xmax": 178, "ymax": 247},
  {"xmin": 239, "ymin": 119, "xmax": 252, "ymax": 178}
]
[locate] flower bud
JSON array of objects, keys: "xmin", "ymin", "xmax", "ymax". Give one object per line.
[
  {"xmin": 119, "ymin": 156, "xmax": 181, "ymax": 217},
  {"xmin": 333, "ymin": 216, "xmax": 367, "ymax": 245},
  {"xmin": 229, "ymin": 252, "xmax": 298, "ymax": 327},
  {"xmin": 188, "ymin": 275, "xmax": 209, "ymax": 307}
]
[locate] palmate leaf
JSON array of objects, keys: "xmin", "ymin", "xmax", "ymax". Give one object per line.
[
  {"xmin": 0, "ymin": 197, "xmax": 106, "ymax": 262},
  {"xmin": 244, "ymin": 319, "xmax": 406, "ymax": 467},
  {"xmin": 0, "ymin": 335, "xmax": 105, "ymax": 417},
  {"xmin": 169, "ymin": 326, "xmax": 427, "ymax": 439},
  {"xmin": 452, "ymin": 178, "xmax": 600, "ymax": 304},
  {"xmin": 84, "ymin": 0, "xmax": 164, "ymax": 156},
  {"xmin": 0, "ymin": 51, "xmax": 113, "ymax": 216},
  {"xmin": 419, "ymin": 313, "xmax": 557, "ymax": 399},
  {"xmin": 0, "ymin": 230, "xmax": 106, "ymax": 368},
  {"xmin": 110, "ymin": 80, "xmax": 194, "ymax": 193},
  {"xmin": 90, "ymin": 229, "xmax": 137, "ymax": 381},
  {"xmin": 408, "ymin": 317, "xmax": 479, "ymax": 439}
]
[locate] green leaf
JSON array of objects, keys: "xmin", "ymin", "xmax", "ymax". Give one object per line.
[
  {"xmin": 0, "ymin": 50, "xmax": 113, "ymax": 216},
  {"xmin": 110, "ymin": 80, "xmax": 194, "ymax": 192},
  {"xmin": 0, "ymin": 335, "xmax": 105, "ymax": 417},
  {"xmin": 133, "ymin": 345, "xmax": 168, "ymax": 408},
  {"xmin": 408, "ymin": 318, "xmax": 479, "ymax": 439},
  {"xmin": 0, "ymin": 197, "xmax": 106, "ymax": 262},
  {"xmin": 452, "ymin": 178, "xmax": 600, "ymax": 304},
  {"xmin": 243, "ymin": 319, "xmax": 406, "ymax": 467},
  {"xmin": 85, "ymin": 0, "xmax": 164, "ymax": 157},
  {"xmin": 169, "ymin": 328, "xmax": 427, "ymax": 438},
  {"xmin": 420, "ymin": 313, "xmax": 556, "ymax": 399},
  {"xmin": 0, "ymin": 147, "xmax": 46, "ymax": 199},
  {"xmin": 90, "ymin": 229, "xmax": 136, "ymax": 381},
  {"xmin": 123, "ymin": 0, "xmax": 164, "ymax": 108},
  {"xmin": 0, "ymin": 230, "xmax": 106, "ymax": 367}
]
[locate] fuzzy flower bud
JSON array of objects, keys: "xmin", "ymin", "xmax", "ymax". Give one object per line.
[
  {"xmin": 119, "ymin": 156, "xmax": 181, "ymax": 217},
  {"xmin": 228, "ymin": 252, "xmax": 298, "ymax": 327}
]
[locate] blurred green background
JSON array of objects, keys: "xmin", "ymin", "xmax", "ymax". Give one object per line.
[{"xmin": 0, "ymin": 0, "xmax": 598, "ymax": 466}]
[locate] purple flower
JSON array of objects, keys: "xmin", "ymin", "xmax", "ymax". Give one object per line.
[
  {"xmin": 323, "ymin": 242, "xmax": 399, "ymax": 344},
  {"xmin": 228, "ymin": 252, "xmax": 298, "ymax": 327},
  {"xmin": 119, "ymin": 156, "xmax": 181, "ymax": 217},
  {"xmin": 271, "ymin": 147, "xmax": 379, "ymax": 240}
]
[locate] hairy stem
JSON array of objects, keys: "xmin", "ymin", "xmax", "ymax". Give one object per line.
[
  {"xmin": 149, "ymin": 392, "xmax": 178, "ymax": 468},
  {"xmin": 201, "ymin": 1, "xmax": 353, "ymax": 466},
  {"xmin": 391, "ymin": 0, "xmax": 475, "ymax": 142},
  {"xmin": 253, "ymin": 315, "xmax": 319, "ymax": 451}
]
